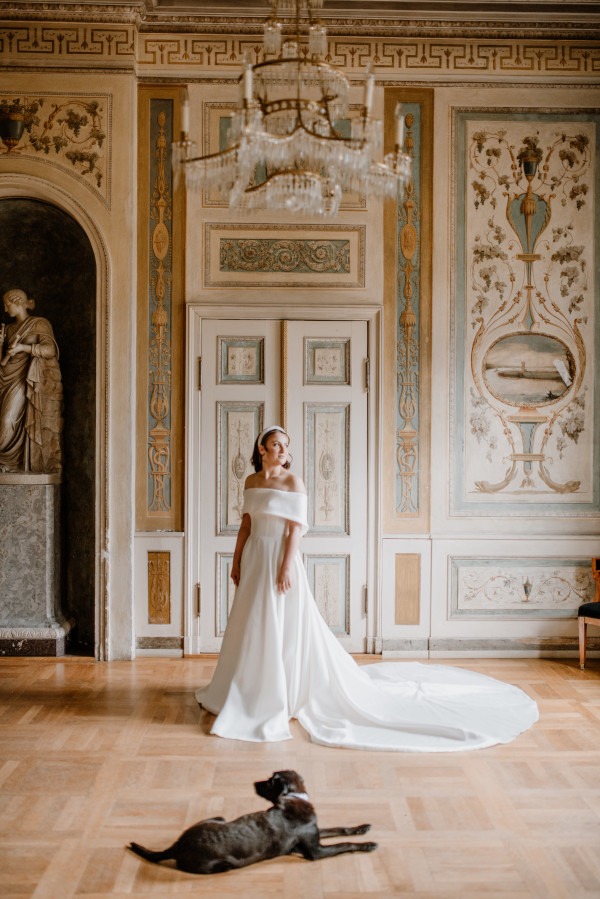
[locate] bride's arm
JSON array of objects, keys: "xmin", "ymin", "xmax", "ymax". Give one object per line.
[
  {"xmin": 231, "ymin": 513, "xmax": 251, "ymax": 586},
  {"xmin": 277, "ymin": 521, "xmax": 303, "ymax": 594}
]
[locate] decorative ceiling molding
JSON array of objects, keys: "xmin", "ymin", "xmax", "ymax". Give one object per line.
[
  {"xmin": 2, "ymin": 23, "xmax": 598, "ymax": 79},
  {"xmin": 0, "ymin": 1, "xmax": 599, "ymax": 39},
  {"xmin": 0, "ymin": 3, "xmax": 144, "ymax": 24}
]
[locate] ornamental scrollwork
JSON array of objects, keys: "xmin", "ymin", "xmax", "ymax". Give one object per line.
[
  {"xmin": 396, "ymin": 111, "xmax": 421, "ymax": 516},
  {"xmin": 459, "ymin": 566, "xmax": 594, "ymax": 610},
  {"xmin": 219, "ymin": 238, "xmax": 350, "ymax": 274},
  {"xmin": 464, "ymin": 117, "xmax": 594, "ymax": 500},
  {"xmin": 147, "ymin": 106, "xmax": 173, "ymax": 515},
  {"xmin": 0, "ymin": 94, "xmax": 109, "ymax": 203}
]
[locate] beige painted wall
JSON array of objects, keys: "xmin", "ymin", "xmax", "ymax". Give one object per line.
[{"xmin": 1, "ymin": 19, "xmax": 599, "ymax": 658}]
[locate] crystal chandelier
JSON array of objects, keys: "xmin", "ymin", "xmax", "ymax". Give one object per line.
[{"xmin": 172, "ymin": 0, "xmax": 411, "ymax": 217}]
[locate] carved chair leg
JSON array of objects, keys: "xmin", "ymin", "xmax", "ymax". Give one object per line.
[{"xmin": 579, "ymin": 616, "xmax": 586, "ymax": 670}]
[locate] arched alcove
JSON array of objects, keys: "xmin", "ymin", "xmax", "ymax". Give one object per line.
[{"xmin": 0, "ymin": 198, "xmax": 96, "ymax": 650}]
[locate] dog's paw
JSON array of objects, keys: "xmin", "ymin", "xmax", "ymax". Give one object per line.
[
  {"xmin": 353, "ymin": 824, "xmax": 371, "ymax": 835},
  {"xmin": 360, "ymin": 841, "xmax": 378, "ymax": 852}
]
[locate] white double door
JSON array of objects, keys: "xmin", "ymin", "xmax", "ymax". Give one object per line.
[{"xmin": 194, "ymin": 317, "xmax": 369, "ymax": 652}]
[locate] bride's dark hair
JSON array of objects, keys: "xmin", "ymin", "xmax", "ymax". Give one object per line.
[{"xmin": 251, "ymin": 428, "xmax": 291, "ymax": 472}]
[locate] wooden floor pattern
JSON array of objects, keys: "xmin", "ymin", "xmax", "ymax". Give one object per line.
[{"xmin": 1, "ymin": 656, "xmax": 600, "ymax": 898}]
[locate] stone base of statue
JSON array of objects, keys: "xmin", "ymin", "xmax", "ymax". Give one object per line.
[{"xmin": 0, "ymin": 473, "xmax": 72, "ymax": 657}]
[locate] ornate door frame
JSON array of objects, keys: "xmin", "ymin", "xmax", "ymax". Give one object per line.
[{"xmin": 184, "ymin": 302, "xmax": 383, "ymax": 656}]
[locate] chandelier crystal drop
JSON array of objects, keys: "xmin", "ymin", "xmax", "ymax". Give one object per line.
[{"xmin": 172, "ymin": 0, "xmax": 412, "ymax": 217}]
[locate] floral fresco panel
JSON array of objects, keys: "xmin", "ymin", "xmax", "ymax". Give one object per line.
[
  {"xmin": 451, "ymin": 110, "xmax": 599, "ymax": 516},
  {"xmin": 0, "ymin": 92, "xmax": 111, "ymax": 207},
  {"xmin": 450, "ymin": 557, "xmax": 596, "ymax": 618}
]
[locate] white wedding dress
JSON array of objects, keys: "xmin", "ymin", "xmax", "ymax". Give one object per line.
[{"xmin": 195, "ymin": 489, "xmax": 538, "ymax": 751}]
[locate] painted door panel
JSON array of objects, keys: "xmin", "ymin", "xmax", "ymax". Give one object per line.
[{"xmin": 195, "ymin": 318, "xmax": 368, "ymax": 652}]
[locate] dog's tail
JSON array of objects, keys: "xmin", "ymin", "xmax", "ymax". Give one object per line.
[{"xmin": 128, "ymin": 841, "xmax": 174, "ymax": 864}]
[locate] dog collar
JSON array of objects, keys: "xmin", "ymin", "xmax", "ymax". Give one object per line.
[{"xmin": 285, "ymin": 792, "xmax": 309, "ymax": 802}]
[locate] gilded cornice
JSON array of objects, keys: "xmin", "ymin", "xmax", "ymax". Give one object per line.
[
  {"xmin": 138, "ymin": 21, "xmax": 600, "ymax": 40},
  {"xmin": 0, "ymin": 3, "xmax": 599, "ymax": 74},
  {"xmin": 0, "ymin": 3, "xmax": 144, "ymax": 23},
  {"xmin": 0, "ymin": 3, "xmax": 599, "ymax": 39}
]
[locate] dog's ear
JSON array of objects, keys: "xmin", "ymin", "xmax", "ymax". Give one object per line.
[
  {"xmin": 254, "ymin": 773, "xmax": 285, "ymax": 803},
  {"xmin": 271, "ymin": 772, "xmax": 285, "ymax": 794}
]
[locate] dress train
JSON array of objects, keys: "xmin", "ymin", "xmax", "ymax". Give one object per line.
[{"xmin": 196, "ymin": 489, "xmax": 538, "ymax": 752}]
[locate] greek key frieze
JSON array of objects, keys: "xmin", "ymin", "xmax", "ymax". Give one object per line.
[
  {"xmin": 4, "ymin": 25, "xmax": 597, "ymax": 76},
  {"xmin": 140, "ymin": 37, "xmax": 233, "ymax": 67},
  {"xmin": 0, "ymin": 24, "xmax": 134, "ymax": 59},
  {"xmin": 132, "ymin": 35, "xmax": 600, "ymax": 77}
]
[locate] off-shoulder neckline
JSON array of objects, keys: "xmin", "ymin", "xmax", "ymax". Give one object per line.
[{"xmin": 244, "ymin": 487, "xmax": 307, "ymax": 497}]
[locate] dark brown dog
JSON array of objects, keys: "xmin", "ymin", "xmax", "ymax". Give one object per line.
[{"xmin": 128, "ymin": 769, "xmax": 377, "ymax": 875}]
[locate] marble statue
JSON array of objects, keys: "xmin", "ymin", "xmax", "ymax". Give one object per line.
[{"xmin": 0, "ymin": 288, "xmax": 62, "ymax": 473}]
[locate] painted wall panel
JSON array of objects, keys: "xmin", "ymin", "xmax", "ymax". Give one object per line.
[{"xmin": 450, "ymin": 109, "xmax": 599, "ymax": 518}]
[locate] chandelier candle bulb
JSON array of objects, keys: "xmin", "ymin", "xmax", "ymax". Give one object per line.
[
  {"xmin": 264, "ymin": 21, "xmax": 282, "ymax": 55},
  {"xmin": 309, "ymin": 24, "xmax": 327, "ymax": 57},
  {"xmin": 243, "ymin": 63, "xmax": 253, "ymax": 104},
  {"xmin": 181, "ymin": 87, "xmax": 190, "ymax": 138},
  {"xmin": 364, "ymin": 70, "xmax": 375, "ymax": 115},
  {"xmin": 395, "ymin": 104, "xmax": 404, "ymax": 149}
]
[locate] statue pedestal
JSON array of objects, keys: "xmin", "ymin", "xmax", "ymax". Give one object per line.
[{"xmin": 0, "ymin": 474, "xmax": 71, "ymax": 656}]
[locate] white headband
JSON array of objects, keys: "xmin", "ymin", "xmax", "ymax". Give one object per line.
[{"xmin": 257, "ymin": 425, "xmax": 287, "ymax": 446}]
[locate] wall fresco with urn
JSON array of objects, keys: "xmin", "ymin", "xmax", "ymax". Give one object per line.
[
  {"xmin": 0, "ymin": 92, "xmax": 111, "ymax": 207},
  {"xmin": 450, "ymin": 557, "xmax": 596, "ymax": 619},
  {"xmin": 451, "ymin": 110, "xmax": 599, "ymax": 517}
]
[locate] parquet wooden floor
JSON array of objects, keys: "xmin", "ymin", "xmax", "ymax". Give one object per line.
[{"xmin": 1, "ymin": 656, "xmax": 600, "ymax": 898}]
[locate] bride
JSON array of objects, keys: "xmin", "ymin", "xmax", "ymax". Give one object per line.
[{"xmin": 195, "ymin": 426, "xmax": 538, "ymax": 751}]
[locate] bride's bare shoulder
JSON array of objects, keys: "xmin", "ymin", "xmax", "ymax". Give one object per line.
[
  {"xmin": 286, "ymin": 473, "xmax": 307, "ymax": 495},
  {"xmin": 245, "ymin": 473, "xmax": 260, "ymax": 488}
]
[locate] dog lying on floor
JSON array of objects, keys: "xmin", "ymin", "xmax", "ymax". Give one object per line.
[{"xmin": 128, "ymin": 769, "xmax": 377, "ymax": 875}]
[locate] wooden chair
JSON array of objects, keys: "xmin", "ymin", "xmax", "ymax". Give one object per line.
[{"xmin": 578, "ymin": 559, "xmax": 600, "ymax": 669}]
